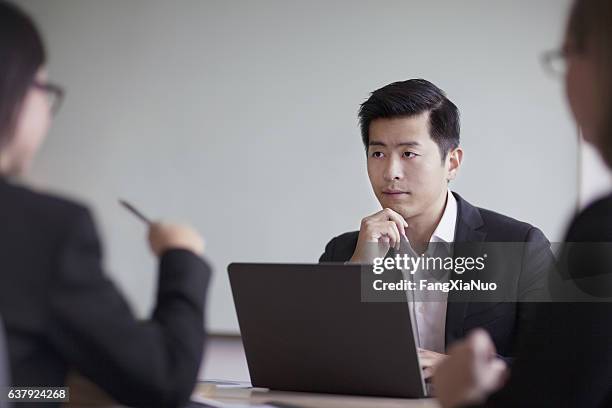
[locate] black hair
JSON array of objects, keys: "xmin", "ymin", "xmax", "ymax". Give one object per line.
[
  {"xmin": 0, "ymin": 0, "xmax": 46, "ymax": 149},
  {"xmin": 358, "ymin": 79, "xmax": 460, "ymax": 161}
]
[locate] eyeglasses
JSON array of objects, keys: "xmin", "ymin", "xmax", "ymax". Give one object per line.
[
  {"xmin": 541, "ymin": 44, "xmax": 579, "ymax": 78},
  {"xmin": 541, "ymin": 48, "xmax": 568, "ymax": 77},
  {"xmin": 31, "ymin": 80, "xmax": 65, "ymax": 115}
]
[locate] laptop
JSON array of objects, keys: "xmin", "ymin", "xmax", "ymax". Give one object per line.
[{"xmin": 227, "ymin": 263, "xmax": 428, "ymax": 398}]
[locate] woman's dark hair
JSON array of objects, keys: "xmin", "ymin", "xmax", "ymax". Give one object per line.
[
  {"xmin": 567, "ymin": 0, "xmax": 612, "ymax": 168},
  {"xmin": 0, "ymin": 0, "xmax": 46, "ymax": 149},
  {"xmin": 358, "ymin": 79, "xmax": 460, "ymax": 162}
]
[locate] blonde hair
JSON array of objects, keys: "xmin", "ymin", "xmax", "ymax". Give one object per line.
[{"xmin": 568, "ymin": 0, "xmax": 612, "ymax": 167}]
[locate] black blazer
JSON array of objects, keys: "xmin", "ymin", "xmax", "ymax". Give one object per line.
[
  {"xmin": 319, "ymin": 192, "xmax": 551, "ymax": 358},
  {"xmin": 0, "ymin": 318, "xmax": 8, "ymax": 408},
  {"xmin": 477, "ymin": 194, "xmax": 612, "ymax": 408},
  {"xmin": 0, "ymin": 178, "xmax": 211, "ymax": 408}
]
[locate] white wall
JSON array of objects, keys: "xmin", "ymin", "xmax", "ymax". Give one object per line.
[
  {"xmin": 579, "ymin": 139, "xmax": 611, "ymax": 208},
  {"xmin": 18, "ymin": 0, "xmax": 576, "ymax": 333}
]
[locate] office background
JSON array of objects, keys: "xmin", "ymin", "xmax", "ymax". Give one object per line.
[{"xmin": 17, "ymin": 0, "xmax": 593, "ymax": 334}]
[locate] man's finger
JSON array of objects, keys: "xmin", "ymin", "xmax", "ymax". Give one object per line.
[
  {"xmin": 419, "ymin": 358, "xmax": 434, "ymax": 368},
  {"xmin": 377, "ymin": 221, "xmax": 400, "ymax": 250},
  {"xmin": 381, "ymin": 208, "xmax": 408, "ymax": 241},
  {"xmin": 386, "ymin": 221, "xmax": 401, "ymax": 250}
]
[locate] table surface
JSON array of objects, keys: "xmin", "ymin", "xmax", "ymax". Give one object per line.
[
  {"xmin": 64, "ymin": 376, "xmax": 439, "ymax": 408},
  {"xmin": 191, "ymin": 382, "xmax": 440, "ymax": 408}
]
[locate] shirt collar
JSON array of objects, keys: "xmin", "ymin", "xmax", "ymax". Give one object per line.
[{"xmin": 430, "ymin": 189, "xmax": 457, "ymax": 243}]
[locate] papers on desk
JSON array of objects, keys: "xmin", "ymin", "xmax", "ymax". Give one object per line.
[
  {"xmin": 193, "ymin": 394, "xmax": 301, "ymax": 408},
  {"xmin": 195, "ymin": 379, "xmax": 257, "ymax": 399},
  {"xmin": 191, "ymin": 395, "xmax": 280, "ymax": 408},
  {"xmin": 192, "ymin": 380, "xmax": 285, "ymax": 408},
  {"xmin": 200, "ymin": 380, "xmax": 253, "ymax": 388}
]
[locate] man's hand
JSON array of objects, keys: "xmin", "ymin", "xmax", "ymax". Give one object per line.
[
  {"xmin": 418, "ymin": 348, "xmax": 447, "ymax": 380},
  {"xmin": 148, "ymin": 222, "xmax": 205, "ymax": 257},
  {"xmin": 433, "ymin": 329, "xmax": 508, "ymax": 408},
  {"xmin": 349, "ymin": 208, "xmax": 408, "ymax": 263}
]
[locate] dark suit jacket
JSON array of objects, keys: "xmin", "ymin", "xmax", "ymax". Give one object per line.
[
  {"xmin": 0, "ymin": 318, "xmax": 8, "ymax": 408},
  {"xmin": 474, "ymin": 194, "xmax": 612, "ymax": 408},
  {"xmin": 0, "ymin": 178, "xmax": 211, "ymax": 408},
  {"xmin": 319, "ymin": 192, "xmax": 551, "ymax": 358}
]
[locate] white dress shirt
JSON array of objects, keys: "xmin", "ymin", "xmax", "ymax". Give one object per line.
[{"xmin": 407, "ymin": 190, "xmax": 457, "ymax": 353}]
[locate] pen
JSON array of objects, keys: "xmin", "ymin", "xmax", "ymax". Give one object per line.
[{"xmin": 119, "ymin": 199, "xmax": 152, "ymax": 225}]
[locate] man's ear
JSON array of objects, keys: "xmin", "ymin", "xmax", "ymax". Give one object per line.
[{"xmin": 447, "ymin": 147, "xmax": 463, "ymax": 182}]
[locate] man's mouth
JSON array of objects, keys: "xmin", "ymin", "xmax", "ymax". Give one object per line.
[{"xmin": 382, "ymin": 189, "xmax": 410, "ymax": 196}]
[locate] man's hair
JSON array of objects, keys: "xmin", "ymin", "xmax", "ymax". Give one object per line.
[
  {"xmin": 0, "ymin": 0, "xmax": 46, "ymax": 151},
  {"xmin": 358, "ymin": 79, "xmax": 460, "ymax": 161}
]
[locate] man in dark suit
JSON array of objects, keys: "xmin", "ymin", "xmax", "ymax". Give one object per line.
[{"xmin": 319, "ymin": 79, "xmax": 550, "ymax": 378}]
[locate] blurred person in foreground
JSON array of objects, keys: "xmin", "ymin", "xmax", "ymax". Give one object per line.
[
  {"xmin": 434, "ymin": 0, "xmax": 612, "ymax": 407},
  {"xmin": 0, "ymin": 1, "xmax": 211, "ymax": 407}
]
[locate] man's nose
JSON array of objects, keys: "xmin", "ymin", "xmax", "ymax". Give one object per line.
[{"xmin": 383, "ymin": 156, "xmax": 403, "ymax": 181}]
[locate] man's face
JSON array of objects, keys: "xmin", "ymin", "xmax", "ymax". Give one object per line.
[{"xmin": 367, "ymin": 112, "xmax": 458, "ymax": 222}]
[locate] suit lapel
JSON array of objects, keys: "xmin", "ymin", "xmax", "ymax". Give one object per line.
[{"xmin": 445, "ymin": 192, "xmax": 487, "ymax": 349}]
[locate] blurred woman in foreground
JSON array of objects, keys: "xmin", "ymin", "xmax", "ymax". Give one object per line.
[
  {"xmin": 434, "ymin": 0, "xmax": 612, "ymax": 407},
  {"xmin": 0, "ymin": 1, "xmax": 211, "ymax": 407}
]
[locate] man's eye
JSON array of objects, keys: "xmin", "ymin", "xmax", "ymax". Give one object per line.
[
  {"xmin": 403, "ymin": 151, "xmax": 417, "ymax": 158},
  {"xmin": 371, "ymin": 151, "xmax": 384, "ymax": 158}
]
